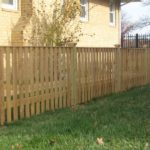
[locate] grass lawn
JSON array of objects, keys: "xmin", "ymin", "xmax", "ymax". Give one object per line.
[{"xmin": 0, "ymin": 86, "xmax": 150, "ymax": 150}]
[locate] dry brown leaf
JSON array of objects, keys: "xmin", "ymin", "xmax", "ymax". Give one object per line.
[
  {"xmin": 11, "ymin": 143, "xmax": 22, "ymax": 150},
  {"xmin": 71, "ymin": 105, "xmax": 78, "ymax": 112},
  {"xmin": 11, "ymin": 145, "xmax": 15, "ymax": 150},
  {"xmin": 48, "ymin": 139, "xmax": 57, "ymax": 146},
  {"xmin": 97, "ymin": 137, "xmax": 104, "ymax": 145}
]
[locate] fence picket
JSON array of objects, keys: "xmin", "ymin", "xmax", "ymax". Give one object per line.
[
  {"xmin": 0, "ymin": 46, "xmax": 150, "ymax": 125},
  {"xmin": 0, "ymin": 48, "xmax": 4, "ymax": 125},
  {"xmin": 6, "ymin": 47, "xmax": 12, "ymax": 123},
  {"xmin": 12, "ymin": 47, "xmax": 18, "ymax": 121}
]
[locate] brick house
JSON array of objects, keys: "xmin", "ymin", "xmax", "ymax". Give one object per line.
[{"xmin": 0, "ymin": 0, "xmax": 121, "ymax": 47}]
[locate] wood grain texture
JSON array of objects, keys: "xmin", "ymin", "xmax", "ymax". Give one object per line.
[{"xmin": 0, "ymin": 47, "xmax": 150, "ymax": 125}]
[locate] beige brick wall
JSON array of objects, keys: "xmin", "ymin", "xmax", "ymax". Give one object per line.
[
  {"xmin": 0, "ymin": 6, "xmax": 21, "ymax": 46},
  {"xmin": 0, "ymin": 0, "xmax": 32, "ymax": 46},
  {"xmin": 11, "ymin": 0, "xmax": 32, "ymax": 46},
  {"xmin": 0, "ymin": 0, "xmax": 121, "ymax": 47}
]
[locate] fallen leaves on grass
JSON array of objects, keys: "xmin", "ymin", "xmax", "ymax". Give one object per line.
[
  {"xmin": 144, "ymin": 143, "xmax": 149, "ymax": 150},
  {"xmin": 48, "ymin": 139, "xmax": 57, "ymax": 146},
  {"xmin": 97, "ymin": 137, "xmax": 104, "ymax": 145},
  {"xmin": 11, "ymin": 143, "xmax": 22, "ymax": 150},
  {"xmin": 71, "ymin": 105, "xmax": 78, "ymax": 112}
]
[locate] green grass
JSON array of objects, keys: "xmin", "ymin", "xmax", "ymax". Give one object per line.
[{"xmin": 0, "ymin": 86, "xmax": 150, "ymax": 150}]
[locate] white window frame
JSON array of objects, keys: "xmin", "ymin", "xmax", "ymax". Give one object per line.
[
  {"xmin": 109, "ymin": 0, "xmax": 116, "ymax": 26},
  {"xmin": 80, "ymin": 0, "xmax": 89, "ymax": 22},
  {"xmin": 1, "ymin": 0, "xmax": 18, "ymax": 10}
]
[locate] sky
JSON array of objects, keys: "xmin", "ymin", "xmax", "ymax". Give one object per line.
[{"xmin": 122, "ymin": 1, "xmax": 150, "ymax": 33}]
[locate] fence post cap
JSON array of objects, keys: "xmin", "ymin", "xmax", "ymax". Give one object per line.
[
  {"xmin": 66, "ymin": 42, "xmax": 77, "ymax": 47},
  {"xmin": 143, "ymin": 44, "xmax": 148, "ymax": 48},
  {"xmin": 114, "ymin": 44, "xmax": 121, "ymax": 48}
]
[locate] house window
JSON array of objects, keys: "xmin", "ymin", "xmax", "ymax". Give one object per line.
[
  {"xmin": 2, "ymin": 0, "xmax": 18, "ymax": 10},
  {"xmin": 80, "ymin": 0, "xmax": 89, "ymax": 22},
  {"xmin": 109, "ymin": 0, "xmax": 116, "ymax": 26}
]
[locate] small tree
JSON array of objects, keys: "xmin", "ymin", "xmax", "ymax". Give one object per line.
[
  {"xmin": 121, "ymin": 0, "xmax": 150, "ymax": 34},
  {"xmin": 30, "ymin": 0, "xmax": 82, "ymax": 46},
  {"xmin": 121, "ymin": 12, "xmax": 135, "ymax": 36}
]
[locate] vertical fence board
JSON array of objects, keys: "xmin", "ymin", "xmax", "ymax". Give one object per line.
[
  {"xmin": 35, "ymin": 47, "xmax": 40, "ymax": 115},
  {"xmin": 87, "ymin": 49, "xmax": 91, "ymax": 101},
  {"xmin": 0, "ymin": 48, "xmax": 4, "ymax": 125},
  {"xmin": 45, "ymin": 47, "xmax": 49, "ymax": 111},
  {"xmin": 98, "ymin": 49, "xmax": 102, "ymax": 96},
  {"xmin": 6, "ymin": 47, "xmax": 12, "ymax": 123},
  {"xmin": 62, "ymin": 48, "xmax": 67, "ymax": 107},
  {"xmin": 40, "ymin": 48, "xmax": 44, "ymax": 113},
  {"xmin": 24, "ymin": 48, "xmax": 29, "ymax": 118},
  {"xmin": 1, "ymin": 46, "xmax": 150, "ymax": 125},
  {"xmin": 66, "ymin": 48, "xmax": 71, "ymax": 107},
  {"xmin": 12, "ymin": 47, "xmax": 18, "ymax": 121},
  {"xmin": 29, "ymin": 48, "xmax": 34, "ymax": 116},
  {"xmin": 77, "ymin": 49, "xmax": 81, "ymax": 104},
  {"xmin": 84, "ymin": 49, "xmax": 88, "ymax": 102}
]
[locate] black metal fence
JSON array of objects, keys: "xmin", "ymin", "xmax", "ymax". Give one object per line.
[{"xmin": 121, "ymin": 34, "xmax": 150, "ymax": 48}]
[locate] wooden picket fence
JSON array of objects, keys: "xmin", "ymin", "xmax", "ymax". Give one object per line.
[{"xmin": 0, "ymin": 46, "xmax": 150, "ymax": 125}]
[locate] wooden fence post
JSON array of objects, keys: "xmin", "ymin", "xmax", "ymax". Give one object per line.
[
  {"xmin": 115, "ymin": 45, "xmax": 122, "ymax": 93},
  {"xmin": 70, "ymin": 45, "xmax": 78, "ymax": 106},
  {"xmin": 0, "ymin": 48, "xmax": 4, "ymax": 125},
  {"xmin": 143, "ymin": 45, "xmax": 149, "ymax": 84}
]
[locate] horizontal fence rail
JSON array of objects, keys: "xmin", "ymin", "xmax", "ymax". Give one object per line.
[{"xmin": 0, "ymin": 47, "xmax": 150, "ymax": 125}]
